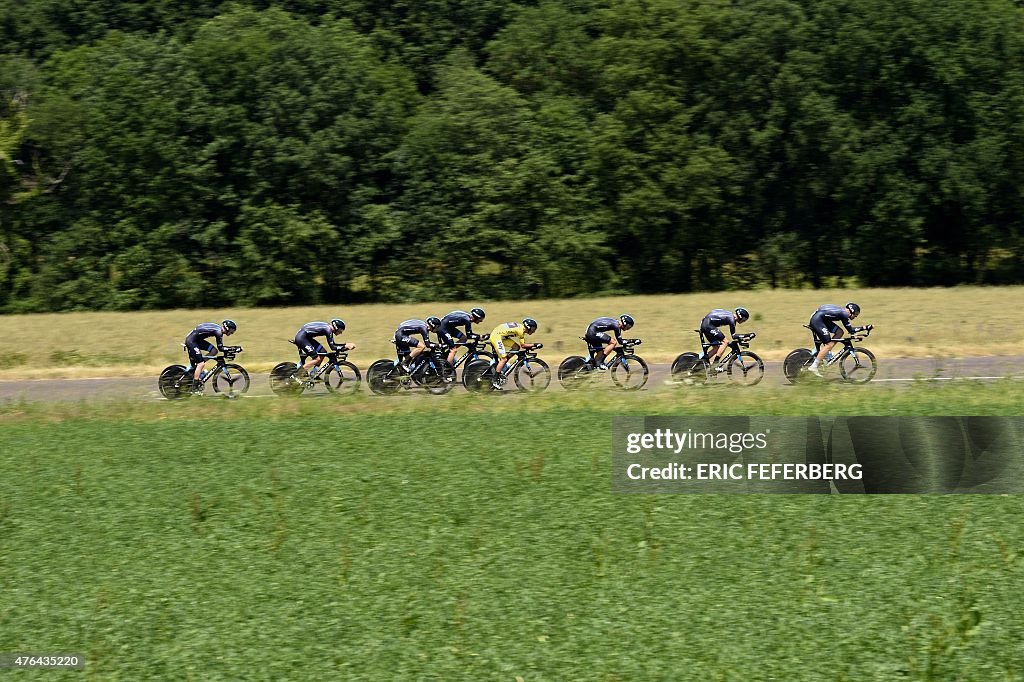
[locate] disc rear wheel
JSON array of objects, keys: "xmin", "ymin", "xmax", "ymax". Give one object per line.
[
  {"xmin": 783, "ymin": 349, "xmax": 814, "ymax": 384},
  {"xmin": 158, "ymin": 365, "xmax": 190, "ymax": 400},
  {"xmin": 557, "ymin": 356, "xmax": 589, "ymax": 390},
  {"xmin": 270, "ymin": 362, "xmax": 303, "ymax": 396},
  {"xmin": 463, "ymin": 359, "xmax": 496, "ymax": 393},
  {"xmin": 367, "ymin": 359, "xmax": 401, "ymax": 395}
]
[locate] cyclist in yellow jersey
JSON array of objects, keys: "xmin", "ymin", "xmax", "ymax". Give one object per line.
[{"xmin": 488, "ymin": 318, "xmax": 540, "ymax": 389}]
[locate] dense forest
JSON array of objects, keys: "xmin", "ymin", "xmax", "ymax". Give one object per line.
[{"xmin": 1, "ymin": 0, "xmax": 1023, "ymax": 311}]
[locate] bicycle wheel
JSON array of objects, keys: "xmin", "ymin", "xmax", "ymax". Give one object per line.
[
  {"xmin": 460, "ymin": 354, "xmax": 496, "ymax": 388},
  {"xmin": 514, "ymin": 357, "xmax": 551, "ymax": 392},
  {"xmin": 728, "ymin": 351, "xmax": 765, "ymax": 387},
  {"xmin": 611, "ymin": 354, "xmax": 649, "ymax": 390},
  {"xmin": 839, "ymin": 347, "xmax": 877, "ymax": 384},
  {"xmin": 557, "ymin": 356, "xmax": 589, "ymax": 390},
  {"xmin": 456, "ymin": 350, "xmax": 495, "ymax": 381},
  {"xmin": 269, "ymin": 362, "xmax": 304, "ymax": 396},
  {"xmin": 418, "ymin": 357, "xmax": 456, "ymax": 395},
  {"xmin": 213, "ymin": 363, "xmax": 250, "ymax": 398},
  {"xmin": 783, "ymin": 349, "xmax": 814, "ymax": 384},
  {"xmin": 670, "ymin": 352, "xmax": 701, "ymax": 379},
  {"xmin": 367, "ymin": 359, "xmax": 401, "ymax": 395},
  {"xmin": 324, "ymin": 361, "xmax": 362, "ymax": 395},
  {"xmin": 463, "ymin": 359, "xmax": 495, "ymax": 392},
  {"xmin": 158, "ymin": 365, "xmax": 189, "ymax": 400}
]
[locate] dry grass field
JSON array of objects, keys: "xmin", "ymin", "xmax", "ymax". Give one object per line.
[{"xmin": 0, "ymin": 286, "xmax": 1019, "ymax": 379}]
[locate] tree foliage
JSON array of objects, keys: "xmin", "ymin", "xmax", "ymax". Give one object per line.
[{"xmin": 0, "ymin": 0, "xmax": 1022, "ymax": 311}]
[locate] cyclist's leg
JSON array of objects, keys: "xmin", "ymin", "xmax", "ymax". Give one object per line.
[
  {"xmin": 704, "ymin": 326, "xmax": 726, "ymax": 364},
  {"xmin": 293, "ymin": 333, "xmax": 316, "ymax": 373},
  {"xmin": 441, "ymin": 330, "xmax": 459, "ymax": 364},
  {"xmin": 600, "ymin": 337, "xmax": 618, "ymax": 368},
  {"xmin": 814, "ymin": 324, "xmax": 841, "ymax": 364},
  {"xmin": 500, "ymin": 344, "xmax": 522, "ymax": 376},
  {"xmin": 309, "ymin": 342, "xmax": 327, "ymax": 374},
  {"xmin": 183, "ymin": 341, "xmax": 200, "ymax": 383},
  {"xmin": 491, "ymin": 338, "xmax": 510, "ymax": 386},
  {"xmin": 192, "ymin": 341, "xmax": 214, "ymax": 381},
  {"xmin": 586, "ymin": 333, "xmax": 612, "ymax": 367},
  {"xmin": 407, "ymin": 338, "xmax": 426, "ymax": 365},
  {"xmin": 808, "ymin": 319, "xmax": 837, "ymax": 373}
]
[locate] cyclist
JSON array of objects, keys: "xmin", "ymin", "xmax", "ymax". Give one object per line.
[
  {"xmin": 293, "ymin": 318, "xmax": 354, "ymax": 380},
  {"xmin": 584, "ymin": 314, "xmax": 635, "ymax": 370},
  {"xmin": 183, "ymin": 319, "xmax": 237, "ymax": 396},
  {"xmin": 395, "ymin": 316, "xmax": 442, "ymax": 372},
  {"xmin": 699, "ymin": 307, "xmax": 750, "ymax": 371},
  {"xmin": 439, "ymin": 307, "xmax": 486, "ymax": 364},
  {"xmin": 488, "ymin": 317, "xmax": 540, "ymax": 389},
  {"xmin": 806, "ymin": 302, "xmax": 871, "ymax": 377}
]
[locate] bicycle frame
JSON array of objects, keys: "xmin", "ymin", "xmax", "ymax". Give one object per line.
[
  {"xmin": 188, "ymin": 348, "xmax": 241, "ymax": 387},
  {"xmin": 495, "ymin": 347, "xmax": 543, "ymax": 379},
  {"xmin": 582, "ymin": 337, "xmax": 643, "ymax": 367},
  {"xmin": 819, "ymin": 332, "xmax": 871, "ymax": 370},
  {"xmin": 450, "ymin": 335, "xmax": 492, "ymax": 371},
  {"xmin": 299, "ymin": 350, "xmax": 352, "ymax": 382},
  {"xmin": 694, "ymin": 330, "xmax": 756, "ymax": 368}
]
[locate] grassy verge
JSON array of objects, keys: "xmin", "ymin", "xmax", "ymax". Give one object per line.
[
  {"xmin": 2, "ymin": 379, "xmax": 1023, "ymax": 423},
  {"xmin": 2, "ymin": 384, "xmax": 1023, "ymax": 679},
  {"xmin": 1, "ymin": 286, "xmax": 1021, "ymax": 380}
]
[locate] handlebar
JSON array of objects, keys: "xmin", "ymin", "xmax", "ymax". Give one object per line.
[
  {"xmin": 729, "ymin": 332, "xmax": 756, "ymax": 348},
  {"xmin": 201, "ymin": 346, "xmax": 243, "ymax": 361},
  {"xmin": 850, "ymin": 325, "xmax": 873, "ymax": 342},
  {"xmin": 316, "ymin": 348, "xmax": 351, "ymax": 357}
]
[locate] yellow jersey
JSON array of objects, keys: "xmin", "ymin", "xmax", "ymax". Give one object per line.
[{"xmin": 489, "ymin": 322, "xmax": 526, "ymax": 357}]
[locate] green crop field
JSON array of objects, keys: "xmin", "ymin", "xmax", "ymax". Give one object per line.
[
  {"xmin": 2, "ymin": 384, "xmax": 1023, "ymax": 680},
  {"xmin": 1, "ymin": 286, "xmax": 1021, "ymax": 380}
]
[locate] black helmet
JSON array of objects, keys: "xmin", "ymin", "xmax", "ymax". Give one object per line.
[
  {"xmin": 735, "ymin": 307, "xmax": 750, "ymax": 323},
  {"xmin": 426, "ymin": 316, "xmax": 442, "ymax": 331},
  {"xmin": 330, "ymin": 318, "xmax": 345, "ymax": 333},
  {"xmin": 619, "ymin": 313, "xmax": 635, "ymax": 330},
  {"xmin": 522, "ymin": 317, "xmax": 538, "ymax": 333},
  {"xmin": 846, "ymin": 302, "xmax": 861, "ymax": 316},
  {"xmin": 470, "ymin": 307, "xmax": 486, "ymax": 322},
  {"xmin": 222, "ymin": 319, "xmax": 237, "ymax": 333}
]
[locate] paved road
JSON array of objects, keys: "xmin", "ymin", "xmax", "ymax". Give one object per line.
[{"xmin": 0, "ymin": 356, "xmax": 1020, "ymax": 402}]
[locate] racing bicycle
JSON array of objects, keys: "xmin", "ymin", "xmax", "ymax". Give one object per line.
[
  {"xmin": 670, "ymin": 331, "xmax": 764, "ymax": 386},
  {"xmin": 462, "ymin": 344, "xmax": 550, "ymax": 393},
  {"xmin": 268, "ymin": 345, "xmax": 361, "ymax": 397},
  {"xmin": 557, "ymin": 337, "xmax": 649, "ymax": 391},
  {"xmin": 783, "ymin": 325, "xmax": 877, "ymax": 384},
  {"xmin": 158, "ymin": 346, "xmax": 249, "ymax": 399},
  {"xmin": 366, "ymin": 342, "xmax": 457, "ymax": 395}
]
